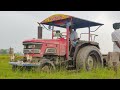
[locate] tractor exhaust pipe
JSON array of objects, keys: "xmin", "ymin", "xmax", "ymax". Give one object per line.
[{"xmin": 38, "ymin": 23, "xmax": 42, "ymax": 39}]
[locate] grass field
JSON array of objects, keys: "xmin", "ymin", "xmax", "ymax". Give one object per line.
[{"xmin": 0, "ymin": 55, "xmax": 120, "ymax": 79}]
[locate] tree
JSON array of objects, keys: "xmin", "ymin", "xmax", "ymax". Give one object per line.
[{"xmin": 0, "ymin": 49, "xmax": 9, "ymax": 54}]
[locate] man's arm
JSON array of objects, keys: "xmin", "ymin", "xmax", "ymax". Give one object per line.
[
  {"xmin": 111, "ymin": 32, "xmax": 120, "ymax": 48},
  {"xmin": 73, "ymin": 38, "xmax": 79, "ymax": 41},
  {"xmin": 114, "ymin": 41, "xmax": 120, "ymax": 49}
]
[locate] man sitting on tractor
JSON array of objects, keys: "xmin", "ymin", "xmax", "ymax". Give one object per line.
[
  {"xmin": 55, "ymin": 30, "xmax": 62, "ymax": 38},
  {"xmin": 69, "ymin": 26, "xmax": 79, "ymax": 56},
  {"xmin": 69, "ymin": 26, "xmax": 79, "ymax": 47},
  {"xmin": 53, "ymin": 30, "xmax": 62, "ymax": 39}
]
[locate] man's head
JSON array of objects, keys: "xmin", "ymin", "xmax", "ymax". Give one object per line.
[
  {"xmin": 113, "ymin": 23, "xmax": 120, "ymax": 30},
  {"xmin": 56, "ymin": 30, "xmax": 60, "ymax": 33}
]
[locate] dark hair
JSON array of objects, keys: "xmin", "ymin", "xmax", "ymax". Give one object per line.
[
  {"xmin": 56, "ymin": 30, "xmax": 60, "ymax": 33},
  {"xmin": 113, "ymin": 23, "xmax": 120, "ymax": 30}
]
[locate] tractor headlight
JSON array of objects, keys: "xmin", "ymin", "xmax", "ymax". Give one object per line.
[{"xmin": 45, "ymin": 48, "xmax": 56, "ymax": 54}]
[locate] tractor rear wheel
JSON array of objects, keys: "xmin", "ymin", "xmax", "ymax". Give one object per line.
[{"xmin": 76, "ymin": 46, "xmax": 103, "ymax": 71}]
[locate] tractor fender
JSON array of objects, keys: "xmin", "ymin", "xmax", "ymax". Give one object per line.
[{"xmin": 73, "ymin": 41, "xmax": 100, "ymax": 61}]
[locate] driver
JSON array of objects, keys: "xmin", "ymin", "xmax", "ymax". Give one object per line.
[
  {"xmin": 69, "ymin": 26, "xmax": 79, "ymax": 47},
  {"xmin": 69, "ymin": 26, "xmax": 79, "ymax": 56}
]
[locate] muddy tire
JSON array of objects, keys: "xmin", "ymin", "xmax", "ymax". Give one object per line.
[
  {"xmin": 39, "ymin": 60, "xmax": 56, "ymax": 72},
  {"xmin": 41, "ymin": 64, "xmax": 55, "ymax": 72},
  {"xmin": 76, "ymin": 46, "xmax": 103, "ymax": 71}
]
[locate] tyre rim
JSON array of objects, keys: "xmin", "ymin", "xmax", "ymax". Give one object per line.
[{"xmin": 87, "ymin": 54, "xmax": 97, "ymax": 70}]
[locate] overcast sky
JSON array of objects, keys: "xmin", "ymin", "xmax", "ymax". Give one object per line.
[{"xmin": 0, "ymin": 11, "xmax": 120, "ymax": 54}]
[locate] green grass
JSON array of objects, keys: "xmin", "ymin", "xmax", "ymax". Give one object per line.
[{"xmin": 0, "ymin": 54, "xmax": 119, "ymax": 79}]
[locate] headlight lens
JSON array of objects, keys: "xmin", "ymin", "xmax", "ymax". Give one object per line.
[{"xmin": 45, "ymin": 48, "xmax": 56, "ymax": 54}]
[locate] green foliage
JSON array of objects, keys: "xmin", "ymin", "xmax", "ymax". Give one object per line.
[
  {"xmin": 0, "ymin": 49, "xmax": 9, "ymax": 54},
  {"xmin": 0, "ymin": 55, "xmax": 119, "ymax": 79}
]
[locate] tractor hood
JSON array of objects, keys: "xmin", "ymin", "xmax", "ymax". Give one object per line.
[{"xmin": 23, "ymin": 38, "xmax": 65, "ymax": 44}]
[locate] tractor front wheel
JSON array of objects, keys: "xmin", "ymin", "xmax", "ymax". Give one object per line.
[{"xmin": 39, "ymin": 60, "xmax": 56, "ymax": 72}]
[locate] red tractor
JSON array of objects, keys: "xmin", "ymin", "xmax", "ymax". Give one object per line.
[{"xmin": 9, "ymin": 14, "xmax": 104, "ymax": 71}]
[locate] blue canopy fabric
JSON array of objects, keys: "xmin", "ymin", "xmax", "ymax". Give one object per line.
[{"xmin": 40, "ymin": 14, "xmax": 104, "ymax": 29}]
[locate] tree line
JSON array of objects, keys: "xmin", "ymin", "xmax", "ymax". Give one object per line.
[{"xmin": 0, "ymin": 48, "xmax": 22, "ymax": 55}]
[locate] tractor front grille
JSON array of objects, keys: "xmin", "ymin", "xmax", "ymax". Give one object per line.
[{"xmin": 24, "ymin": 49, "xmax": 40, "ymax": 54}]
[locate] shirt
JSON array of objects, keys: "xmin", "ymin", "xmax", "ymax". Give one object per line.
[
  {"xmin": 70, "ymin": 31, "xmax": 78, "ymax": 47},
  {"xmin": 111, "ymin": 29, "xmax": 120, "ymax": 52},
  {"xmin": 70, "ymin": 31, "xmax": 78, "ymax": 41}
]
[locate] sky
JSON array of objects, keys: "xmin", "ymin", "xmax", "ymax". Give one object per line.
[{"xmin": 0, "ymin": 11, "xmax": 120, "ymax": 54}]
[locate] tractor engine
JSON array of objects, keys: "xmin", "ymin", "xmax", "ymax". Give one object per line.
[{"xmin": 22, "ymin": 37, "xmax": 66, "ymax": 64}]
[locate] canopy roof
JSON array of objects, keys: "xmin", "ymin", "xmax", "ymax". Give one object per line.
[{"xmin": 40, "ymin": 14, "xmax": 104, "ymax": 29}]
